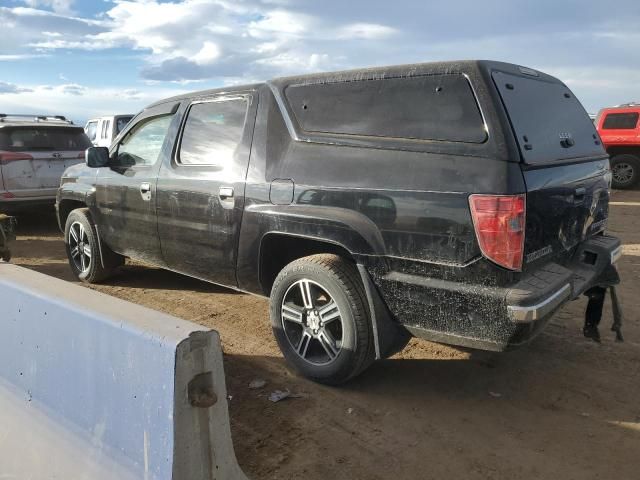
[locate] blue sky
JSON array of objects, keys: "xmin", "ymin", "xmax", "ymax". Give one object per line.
[{"xmin": 0, "ymin": 0, "xmax": 638, "ymax": 124}]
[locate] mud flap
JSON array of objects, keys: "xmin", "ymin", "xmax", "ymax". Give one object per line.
[
  {"xmin": 583, "ymin": 265, "xmax": 623, "ymax": 343},
  {"xmin": 357, "ymin": 264, "xmax": 410, "ymax": 359}
]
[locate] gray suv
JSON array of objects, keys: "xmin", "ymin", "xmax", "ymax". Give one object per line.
[{"xmin": 0, "ymin": 114, "xmax": 91, "ymax": 213}]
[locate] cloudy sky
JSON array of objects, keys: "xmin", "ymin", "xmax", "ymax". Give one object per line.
[{"xmin": 0, "ymin": 0, "xmax": 638, "ymax": 124}]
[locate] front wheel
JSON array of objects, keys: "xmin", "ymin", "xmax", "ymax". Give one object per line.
[
  {"xmin": 269, "ymin": 254, "xmax": 375, "ymax": 385},
  {"xmin": 610, "ymin": 154, "xmax": 640, "ymax": 189},
  {"xmin": 64, "ymin": 208, "xmax": 121, "ymax": 283}
]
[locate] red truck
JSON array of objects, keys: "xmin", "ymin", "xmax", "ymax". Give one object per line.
[{"xmin": 596, "ymin": 103, "xmax": 640, "ymax": 189}]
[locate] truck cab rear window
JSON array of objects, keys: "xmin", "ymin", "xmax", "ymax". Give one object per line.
[
  {"xmin": 602, "ymin": 112, "xmax": 639, "ymax": 130},
  {"xmin": 178, "ymin": 98, "xmax": 248, "ymax": 166},
  {"xmin": 285, "ymin": 74, "xmax": 487, "ymax": 143}
]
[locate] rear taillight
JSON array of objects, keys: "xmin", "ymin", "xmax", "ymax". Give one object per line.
[
  {"xmin": 0, "ymin": 151, "xmax": 33, "ymax": 165},
  {"xmin": 469, "ymin": 194, "xmax": 526, "ymax": 271}
]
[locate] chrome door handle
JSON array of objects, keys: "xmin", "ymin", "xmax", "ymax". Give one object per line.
[
  {"xmin": 140, "ymin": 182, "xmax": 152, "ymax": 201},
  {"xmin": 219, "ymin": 186, "xmax": 234, "ymax": 199}
]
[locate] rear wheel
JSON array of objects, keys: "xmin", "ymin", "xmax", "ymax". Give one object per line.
[
  {"xmin": 64, "ymin": 208, "xmax": 122, "ymax": 283},
  {"xmin": 610, "ymin": 154, "xmax": 640, "ymax": 189},
  {"xmin": 269, "ymin": 254, "xmax": 375, "ymax": 385}
]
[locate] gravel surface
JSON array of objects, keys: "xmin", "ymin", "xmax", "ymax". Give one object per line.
[{"xmin": 9, "ymin": 189, "xmax": 640, "ymax": 480}]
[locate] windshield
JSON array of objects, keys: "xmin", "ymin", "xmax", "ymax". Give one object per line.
[
  {"xmin": 493, "ymin": 71, "xmax": 604, "ymax": 164},
  {"xmin": 0, "ymin": 127, "xmax": 92, "ymax": 151}
]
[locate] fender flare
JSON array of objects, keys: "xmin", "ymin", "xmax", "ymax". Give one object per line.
[{"xmin": 246, "ymin": 203, "xmax": 386, "ymax": 256}]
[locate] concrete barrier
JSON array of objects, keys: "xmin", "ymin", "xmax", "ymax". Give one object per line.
[{"xmin": 0, "ymin": 263, "xmax": 249, "ymax": 480}]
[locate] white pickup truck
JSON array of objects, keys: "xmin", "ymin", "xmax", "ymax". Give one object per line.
[{"xmin": 84, "ymin": 115, "xmax": 134, "ymax": 148}]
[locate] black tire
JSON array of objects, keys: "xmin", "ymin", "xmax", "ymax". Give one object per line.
[
  {"xmin": 64, "ymin": 208, "xmax": 123, "ymax": 283},
  {"xmin": 610, "ymin": 154, "xmax": 640, "ymax": 189},
  {"xmin": 269, "ymin": 254, "xmax": 375, "ymax": 385}
]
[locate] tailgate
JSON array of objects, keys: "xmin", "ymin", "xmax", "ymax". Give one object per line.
[
  {"xmin": 0, "ymin": 126, "xmax": 89, "ymax": 195},
  {"xmin": 491, "ymin": 67, "xmax": 611, "ymax": 269},
  {"xmin": 1, "ymin": 150, "xmax": 84, "ymax": 194},
  {"xmin": 521, "ymin": 159, "xmax": 610, "ymax": 269}
]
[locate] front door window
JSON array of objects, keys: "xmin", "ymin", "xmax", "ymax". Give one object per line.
[{"xmin": 115, "ymin": 115, "xmax": 173, "ymax": 168}]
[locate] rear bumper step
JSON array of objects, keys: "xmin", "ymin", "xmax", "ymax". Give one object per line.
[
  {"xmin": 507, "ymin": 283, "xmax": 571, "ymax": 323},
  {"xmin": 374, "ymin": 235, "xmax": 621, "ymax": 351}
]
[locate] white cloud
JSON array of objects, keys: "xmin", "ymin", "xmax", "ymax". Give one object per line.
[
  {"xmin": 21, "ymin": 0, "xmax": 75, "ymax": 15},
  {"xmin": 337, "ymin": 23, "xmax": 397, "ymax": 40},
  {"xmin": 121, "ymin": 88, "xmax": 142, "ymax": 100},
  {"xmin": 247, "ymin": 10, "xmax": 312, "ymax": 38},
  {"xmin": 0, "ymin": 0, "xmax": 638, "ymax": 114},
  {"xmin": 192, "ymin": 41, "xmax": 221, "ymax": 65},
  {"xmin": 0, "ymin": 53, "xmax": 48, "ymax": 60},
  {"xmin": 58, "ymin": 83, "xmax": 86, "ymax": 95},
  {"xmin": 0, "ymin": 82, "xmax": 188, "ymax": 123},
  {"xmin": 0, "ymin": 81, "xmax": 33, "ymax": 94},
  {"xmin": 540, "ymin": 66, "xmax": 640, "ymax": 112},
  {"xmin": 255, "ymin": 52, "xmax": 332, "ymax": 75},
  {"xmin": 2, "ymin": 0, "xmax": 397, "ymax": 82},
  {"xmin": 0, "ymin": 5, "xmax": 106, "ymax": 56}
]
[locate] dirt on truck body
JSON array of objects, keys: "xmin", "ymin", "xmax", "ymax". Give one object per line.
[
  {"xmin": 57, "ymin": 60, "xmax": 621, "ymax": 385},
  {"xmin": 9, "ymin": 188, "xmax": 640, "ymax": 480}
]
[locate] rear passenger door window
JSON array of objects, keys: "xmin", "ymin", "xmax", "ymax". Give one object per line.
[{"xmin": 178, "ymin": 98, "xmax": 249, "ymax": 166}]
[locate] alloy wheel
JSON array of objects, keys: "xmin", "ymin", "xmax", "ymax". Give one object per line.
[
  {"xmin": 68, "ymin": 221, "xmax": 92, "ymax": 273},
  {"xmin": 281, "ymin": 279, "xmax": 344, "ymax": 366}
]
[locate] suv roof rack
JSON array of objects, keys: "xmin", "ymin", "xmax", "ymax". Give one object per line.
[
  {"xmin": 615, "ymin": 102, "xmax": 640, "ymax": 108},
  {"xmin": 0, "ymin": 114, "xmax": 74, "ymax": 124}
]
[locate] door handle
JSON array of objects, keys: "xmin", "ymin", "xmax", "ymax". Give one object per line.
[
  {"xmin": 219, "ymin": 186, "xmax": 234, "ymax": 200},
  {"xmin": 140, "ymin": 182, "xmax": 152, "ymax": 201}
]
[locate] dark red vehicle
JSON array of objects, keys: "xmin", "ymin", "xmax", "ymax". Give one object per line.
[{"xmin": 596, "ymin": 103, "xmax": 640, "ymax": 189}]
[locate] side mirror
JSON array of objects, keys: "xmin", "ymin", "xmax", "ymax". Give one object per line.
[{"xmin": 85, "ymin": 147, "xmax": 109, "ymax": 168}]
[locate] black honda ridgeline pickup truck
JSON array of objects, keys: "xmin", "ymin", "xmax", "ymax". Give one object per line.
[{"xmin": 57, "ymin": 61, "xmax": 622, "ymax": 384}]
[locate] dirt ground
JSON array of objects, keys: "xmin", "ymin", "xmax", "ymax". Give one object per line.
[{"xmin": 8, "ymin": 189, "xmax": 640, "ymax": 480}]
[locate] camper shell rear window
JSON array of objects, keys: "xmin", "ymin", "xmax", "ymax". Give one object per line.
[
  {"xmin": 284, "ymin": 74, "xmax": 487, "ymax": 144},
  {"xmin": 492, "ymin": 71, "xmax": 604, "ymax": 164}
]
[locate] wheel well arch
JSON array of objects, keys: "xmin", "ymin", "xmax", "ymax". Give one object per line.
[
  {"xmin": 259, "ymin": 233, "xmax": 356, "ymax": 295},
  {"xmin": 606, "ymin": 146, "xmax": 640, "ymax": 159},
  {"xmin": 57, "ymin": 199, "xmax": 87, "ymax": 230}
]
